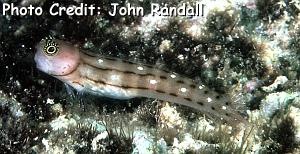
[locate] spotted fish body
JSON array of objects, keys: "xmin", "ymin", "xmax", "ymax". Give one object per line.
[{"xmin": 34, "ymin": 38, "xmax": 247, "ymax": 126}]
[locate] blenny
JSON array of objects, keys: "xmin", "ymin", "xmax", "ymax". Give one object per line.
[{"xmin": 34, "ymin": 37, "xmax": 247, "ymax": 126}]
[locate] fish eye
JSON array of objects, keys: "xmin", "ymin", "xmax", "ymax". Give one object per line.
[
  {"xmin": 46, "ymin": 45, "xmax": 57, "ymax": 54},
  {"xmin": 41, "ymin": 37, "xmax": 59, "ymax": 56}
]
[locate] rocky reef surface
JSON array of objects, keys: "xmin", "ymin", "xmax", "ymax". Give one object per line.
[{"xmin": 0, "ymin": 0, "xmax": 300, "ymax": 153}]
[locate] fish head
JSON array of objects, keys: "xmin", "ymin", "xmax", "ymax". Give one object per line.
[{"xmin": 35, "ymin": 37, "xmax": 80, "ymax": 76}]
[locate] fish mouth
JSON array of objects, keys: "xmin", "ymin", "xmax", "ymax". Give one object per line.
[{"xmin": 34, "ymin": 51, "xmax": 51, "ymax": 74}]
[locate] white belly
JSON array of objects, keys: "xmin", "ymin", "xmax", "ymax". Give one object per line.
[{"xmin": 84, "ymin": 83, "xmax": 136, "ymax": 99}]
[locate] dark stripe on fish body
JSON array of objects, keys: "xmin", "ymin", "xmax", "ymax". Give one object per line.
[
  {"xmin": 176, "ymin": 80, "xmax": 185, "ymax": 84},
  {"xmin": 184, "ymin": 97, "xmax": 192, "ymax": 101},
  {"xmin": 85, "ymin": 76, "xmax": 149, "ymax": 90},
  {"xmin": 84, "ymin": 62, "xmax": 156, "ymax": 77}
]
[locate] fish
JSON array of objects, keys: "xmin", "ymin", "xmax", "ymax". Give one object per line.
[{"xmin": 34, "ymin": 37, "xmax": 248, "ymax": 126}]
